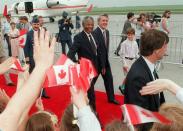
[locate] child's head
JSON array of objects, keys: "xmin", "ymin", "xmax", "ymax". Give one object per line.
[
  {"xmin": 127, "ymin": 28, "xmax": 135, "ymax": 41},
  {"xmin": 60, "ymin": 104, "xmax": 79, "ymax": 131},
  {"xmin": 25, "ymin": 111, "xmax": 58, "ymax": 131},
  {"xmin": 10, "ymin": 22, "xmax": 16, "ymax": 29}
]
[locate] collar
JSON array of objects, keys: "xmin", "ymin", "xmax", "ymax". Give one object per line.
[
  {"xmin": 84, "ymin": 31, "xmax": 91, "ymax": 37},
  {"xmin": 142, "ymin": 56, "xmax": 155, "ymax": 73},
  {"xmin": 98, "ymin": 26, "xmax": 105, "ymax": 33}
]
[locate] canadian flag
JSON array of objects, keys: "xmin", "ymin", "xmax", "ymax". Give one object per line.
[
  {"xmin": 122, "ymin": 104, "xmax": 171, "ymax": 125},
  {"xmin": 79, "ymin": 58, "xmax": 97, "ymax": 79},
  {"xmin": 43, "ymin": 54, "xmax": 97, "ymax": 90},
  {"xmin": 70, "ymin": 65, "xmax": 89, "ymax": 92},
  {"xmin": 11, "ymin": 59, "xmax": 24, "ymax": 72},
  {"xmin": 3, "ymin": 5, "xmax": 8, "ymax": 17},
  {"xmin": 56, "ymin": 54, "xmax": 75, "ymax": 66},
  {"xmin": 43, "ymin": 54, "xmax": 74, "ymax": 87},
  {"xmin": 19, "ymin": 29, "xmax": 28, "ymax": 48}
]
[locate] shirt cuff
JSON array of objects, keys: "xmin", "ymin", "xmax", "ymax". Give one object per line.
[{"xmin": 176, "ymin": 87, "xmax": 183, "ymax": 104}]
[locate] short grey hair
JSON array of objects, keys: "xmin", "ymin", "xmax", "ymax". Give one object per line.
[
  {"xmin": 82, "ymin": 16, "xmax": 94, "ymax": 27},
  {"xmin": 97, "ymin": 14, "xmax": 109, "ymax": 22}
]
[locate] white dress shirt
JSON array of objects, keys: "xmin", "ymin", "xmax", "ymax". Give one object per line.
[{"xmin": 120, "ymin": 39, "xmax": 139, "ymax": 66}]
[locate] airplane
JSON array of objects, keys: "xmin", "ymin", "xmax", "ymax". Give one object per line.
[{"xmin": 3, "ymin": 0, "xmax": 93, "ymax": 22}]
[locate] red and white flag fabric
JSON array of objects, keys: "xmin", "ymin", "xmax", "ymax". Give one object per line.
[
  {"xmin": 43, "ymin": 54, "xmax": 74, "ymax": 87},
  {"xmin": 10, "ymin": 59, "xmax": 24, "ymax": 72},
  {"xmin": 56, "ymin": 54, "xmax": 75, "ymax": 66},
  {"xmin": 43, "ymin": 54, "xmax": 97, "ymax": 90},
  {"xmin": 19, "ymin": 29, "xmax": 28, "ymax": 48},
  {"xmin": 122, "ymin": 104, "xmax": 171, "ymax": 125},
  {"xmin": 80, "ymin": 58, "xmax": 97, "ymax": 79},
  {"xmin": 70, "ymin": 64, "xmax": 90, "ymax": 92},
  {"xmin": 3, "ymin": 5, "xmax": 8, "ymax": 17}
]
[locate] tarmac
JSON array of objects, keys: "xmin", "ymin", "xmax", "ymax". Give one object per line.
[
  {"xmin": 46, "ymin": 18, "xmax": 183, "ymax": 104},
  {"xmin": 2, "ymin": 15, "xmax": 182, "ymax": 105}
]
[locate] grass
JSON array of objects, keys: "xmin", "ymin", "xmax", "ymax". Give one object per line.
[
  {"xmin": 83, "ymin": 5, "xmax": 183, "ymax": 15},
  {"xmin": 1, "ymin": 5, "xmax": 183, "ymax": 16}
]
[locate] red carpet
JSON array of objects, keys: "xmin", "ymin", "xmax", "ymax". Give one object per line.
[{"xmin": 0, "ymin": 74, "xmax": 124, "ymax": 126}]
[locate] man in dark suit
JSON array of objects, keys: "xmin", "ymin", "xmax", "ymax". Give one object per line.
[
  {"xmin": 124, "ymin": 29, "xmax": 168, "ymax": 131},
  {"xmin": 58, "ymin": 11, "xmax": 74, "ymax": 54},
  {"xmin": 93, "ymin": 14, "xmax": 119, "ymax": 105},
  {"xmin": 67, "ymin": 16, "xmax": 104, "ymax": 111},
  {"xmin": 24, "ymin": 17, "xmax": 49, "ymax": 99}
]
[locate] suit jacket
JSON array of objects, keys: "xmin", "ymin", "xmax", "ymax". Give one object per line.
[
  {"xmin": 124, "ymin": 56, "xmax": 165, "ymax": 112},
  {"xmin": 58, "ymin": 18, "xmax": 73, "ymax": 41},
  {"xmin": 24, "ymin": 29, "xmax": 35, "ymax": 72},
  {"xmin": 24, "ymin": 29, "xmax": 34, "ymax": 59},
  {"xmin": 122, "ymin": 19, "xmax": 132, "ymax": 35},
  {"xmin": 121, "ymin": 19, "xmax": 132, "ymax": 42},
  {"xmin": 67, "ymin": 31, "xmax": 103, "ymax": 73},
  {"xmin": 93, "ymin": 27, "xmax": 110, "ymax": 69}
]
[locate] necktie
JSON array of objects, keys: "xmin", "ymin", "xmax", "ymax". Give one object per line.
[
  {"xmin": 153, "ymin": 69, "xmax": 159, "ymax": 80},
  {"xmin": 89, "ymin": 35, "xmax": 97, "ymax": 55},
  {"xmin": 153, "ymin": 68, "xmax": 165, "ymax": 104},
  {"xmin": 103, "ymin": 30, "xmax": 107, "ymax": 48}
]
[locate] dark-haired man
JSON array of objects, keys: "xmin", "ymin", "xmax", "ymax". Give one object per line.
[{"xmin": 124, "ymin": 29, "xmax": 168, "ymax": 131}]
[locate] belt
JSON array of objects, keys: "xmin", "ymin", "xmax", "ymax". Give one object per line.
[
  {"xmin": 125, "ymin": 57, "xmax": 134, "ymax": 60},
  {"xmin": 11, "ymin": 37, "xmax": 19, "ymax": 39}
]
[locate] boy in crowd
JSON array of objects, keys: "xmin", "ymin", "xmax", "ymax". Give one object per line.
[{"xmin": 119, "ymin": 28, "xmax": 139, "ymax": 76}]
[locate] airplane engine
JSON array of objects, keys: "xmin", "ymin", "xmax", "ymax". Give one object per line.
[{"xmin": 47, "ymin": 0, "xmax": 60, "ymax": 8}]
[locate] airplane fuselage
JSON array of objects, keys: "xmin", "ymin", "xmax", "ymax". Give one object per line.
[{"xmin": 8, "ymin": 0, "xmax": 89, "ymax": 17}]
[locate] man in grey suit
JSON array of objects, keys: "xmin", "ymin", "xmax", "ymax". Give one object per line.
[{"xmin": 115, "ymin": 12, "xmax": 135, "ymax": 56}]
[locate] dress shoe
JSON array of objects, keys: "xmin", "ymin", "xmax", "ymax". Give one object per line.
[
  {"xmin": 7, "ymin": 82, "xmax": 15, "ymax": 86},
  {"xmin": 108, "ymin": 99, "xmax": 120, "ymax": 105},
  {"xmin": 41, "ymin": 94, "xmax": 50, "ymax": 99}
]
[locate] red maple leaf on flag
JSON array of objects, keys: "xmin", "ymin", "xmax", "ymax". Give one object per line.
[{"xmin": 58, "ymin": 70, "xmax": 66, "ymax": 79}]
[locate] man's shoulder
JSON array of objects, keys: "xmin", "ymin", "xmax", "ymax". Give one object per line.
[
  {"xmin": 127, "ymin": 57, "xmax": 147, "ymax": 76},
  {"xmin": 74, "ymin": 31, "xmax": 83, "ymax": 38}
]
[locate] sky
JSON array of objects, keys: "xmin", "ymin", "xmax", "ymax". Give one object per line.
[{"xmin": 1, "ymin": 0, "xmax": 183, "ymax": 13}]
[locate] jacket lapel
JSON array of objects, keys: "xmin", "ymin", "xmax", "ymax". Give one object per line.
[
  {"xmin": 81, "ymin": 31, "xmax": 96, "ymax": 56},
  {"xmin": 139, "ymin": 56, "xmax": 160, "ymax": 109}
]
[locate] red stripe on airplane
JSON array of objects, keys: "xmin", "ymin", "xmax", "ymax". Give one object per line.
[{"xmin": 9, "ymin": 5, "xmax": 86, "ymax": 12}]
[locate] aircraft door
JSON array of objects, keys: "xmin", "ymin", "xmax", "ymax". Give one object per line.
[{"xmin": 25, "ymin": 2, "xmax": 33, "ymax": 13}]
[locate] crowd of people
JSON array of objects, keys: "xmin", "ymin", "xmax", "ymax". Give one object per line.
[{"xmin": 0, "ymin": 9, "xmax": 183, "ymax": 131}]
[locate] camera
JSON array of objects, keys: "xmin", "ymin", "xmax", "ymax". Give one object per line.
[
  {"xmin": 149, "ymin": 13, "xmax": 161, "ymax": 23},
  {"xmin": 65, "ymin": 17, "xmax": 71, "ymax": 23}
]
